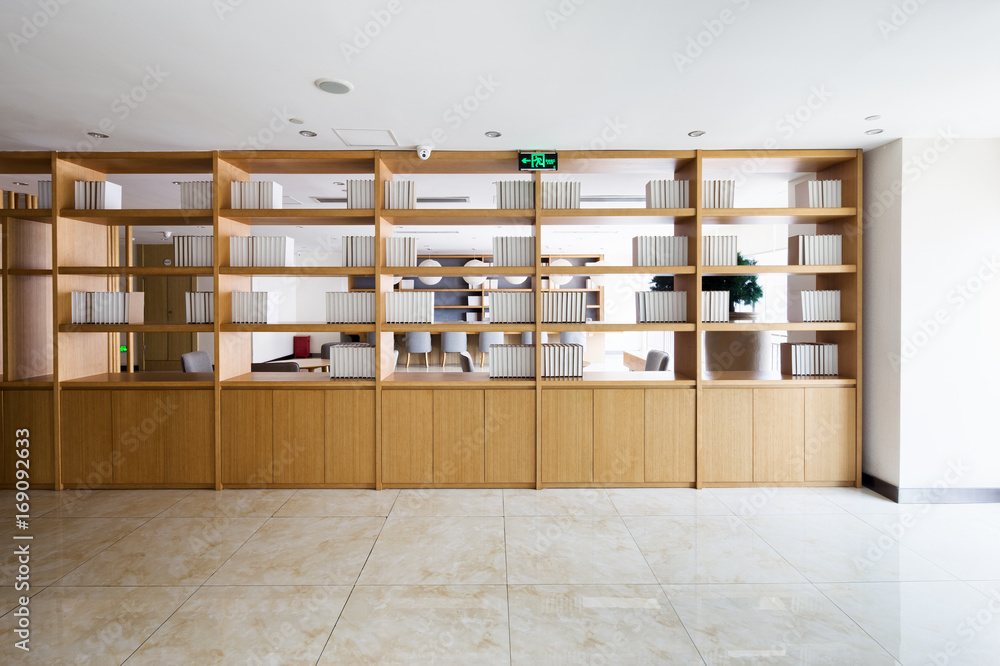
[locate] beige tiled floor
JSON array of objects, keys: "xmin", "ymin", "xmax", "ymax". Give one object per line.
[{"xmin": 2, "ymin": 486, "xmax": 1000, "ymax": 664}]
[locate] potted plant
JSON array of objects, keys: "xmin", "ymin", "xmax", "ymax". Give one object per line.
[{"xmin": 651, "ymin": 252, "xmax": 762, "ymax": 314}]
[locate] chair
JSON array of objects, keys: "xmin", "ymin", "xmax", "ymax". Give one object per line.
[
  {"xmin": 520, "ymin": 332, "xmax": 548, "ymax": 344},
  {"xmin": 478, "ymin": 331, "xmax": 504, "ymax": 367},
  {"xmin": 251, "ymin": 361, "xmax": 300, "ymax": 372},
  {"xmin": 459, "ymin": 351, "xmax": 475, "ymax": 373},
  {"xmin": 367, "ymin": 331, "xmax": 378, "ymax": 345},
  {"xmin": 559, "ymin": 331, "xmax": 586, "ymax": 350},
  {"xmin": 405, "ymin": 332, "xmax": 431, "ymax": 368},
  {"xmin": 181, "ymin": 351, "xmax": 212, "ymax": 373},
  {"xmin": 320, "ymin": 342, "xmax": 336, "ymax": 360},
  {"xmin": 393, "ymin": 349, "xmax": 399, "ymax": 369},
  {"xmin": 440, "ymin": 331, "xmax": 468, "ymax": 368},
  {"xmin": 644, "ymin": 349, "xmax": 670, "ymax": 372}
]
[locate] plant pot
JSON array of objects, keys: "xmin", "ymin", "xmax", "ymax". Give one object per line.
[{"xmin": 704, "ymin": 312, "xmax": 772, "ymax": 372}]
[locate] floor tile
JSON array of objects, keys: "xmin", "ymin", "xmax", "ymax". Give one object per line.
[
  {"xmin": 208, "ymin": 516, "xmax": 384, "ymax": 586},
  {"xmin": 0, "ymin": 585, "xmax": 45, "ymax": 616},
  {"xmin": 505, "ymin": 515, "xmax": 656, "ymax": 584},
  {"xmin": 48, "ymin": 489, "xmax": 192, "ymax": 518},
  {"xmin": 359, "ymin": 517, "xmax": 505, "ymax": 585},
  {"xmin": 503, "ymin": 488, "xmax": 618, "ymax": 516},
  {"xmin": 128, "ymin": 585, "xmax": 351, "ymax": 665},
  {"xmin": 710, "ymin": 487, "xmax": 848, "ymax": 517},
  {"xmin": 607, "ymin": 488, "xmax": 732, "ymax": 516},
  {"xmin": 0, "ymin": 490, "xmax": 76, "ymax": 518},
  {"xmin": 390, "ymin": 489, "xmax": 504, "ymax": 516},
  {"xmin": 812, "ymin": 486, "xmax": 917, "ymax": 514},
  {"xmin": 508, "ymin": 584, "xmax": 703, "ymax": 665},
  {"xmin": 624, "ymin": 515, "xmax": 805, "ymax": 584},
  {"xmin": 275, "ymin": 489, "xmax": 399, "ymax": 517},
  {"xmin": 158, "ymin": 489, "xmax": 295, "ymax": 518},
  {"xmin": 319, "ymin": 585, "xmax": 509, "ymax": 665}
]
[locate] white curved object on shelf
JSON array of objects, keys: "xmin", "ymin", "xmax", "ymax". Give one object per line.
[
  {"xmin": 504, "ymin": 274, "xmax": 528, "ymax": 285},
  {"xmin": 417, "ymin": 258, "xmax": 441, "ymax": 285},
  {"xmin": 585, "ymin": 260, "xmax": 608, "ymax": 287},
  {"xmin": 463, "ymin": 259, "xmax": 487, "ymax": 287},
  {"xmin": 549, "ymin": 258, "xmax": 572, "ymax": 287}
]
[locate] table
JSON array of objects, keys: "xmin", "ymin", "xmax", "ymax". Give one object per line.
[{"xmin": 269, "ymin": 358, "xmax": 330, "ymax": 373}]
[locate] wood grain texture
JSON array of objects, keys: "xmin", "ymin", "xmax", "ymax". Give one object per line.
[
  {"xmin": 3, "ymin": 390, "xmax": 55, "ymax": 485},
  {"xmin": 644, "ymin": 388, "xmax": 696, "ymax": 483},
  {"xmin": 381, "ymin": 389, "xmax": 433, "ymax": 484},
  {"xmin": 59, "ymin": 390, "xmax": 112, "ymax": 486},
  {"xmin": 326, "ymin": 389, "xmax": 376, "ymax": 484},
  {"xmin": 753, "ymin": 388, "xmax": 805, "ymax": 483},
  {"xmin": 271, "ymin": 390, "xmax": 325, "ymax": 484},
  {"xmin": 221, "ymin": 389, "xmax": 272, "ymax": 484},
  {"xmin": 485, "ymin": 389, "xmax": 535, "ymax": 484},
  {"xmin": 700, "ymin": 389, "xmax": 753, "ymax": 483},
  {"xmin": 541, "ymin": 389, "xmax": 593, "ymax": 483},
  {"xmin": 804, "ymin": 388, "xmax": 856, "ymax": 482},
  {"xmin": 593, "ymin": 389, "xmax": 644, "ymax": 483},
  {"xmin": 433, "ymin": 389, "xmax": 484, "ymax": 484}
]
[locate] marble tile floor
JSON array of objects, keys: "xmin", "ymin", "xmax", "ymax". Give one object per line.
[{"xmin": 2, "ymin": 486, "xmax": 1000, "ymax": 664}]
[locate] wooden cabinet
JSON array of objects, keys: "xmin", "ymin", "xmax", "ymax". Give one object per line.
[
  {"xmin": 2, "ymin": 390, "xmax": 55, "ymax": 486},
  {"xmin": 753, "ymin": 388, "xmax": 805, "ymax": 482},
  {"xmin": 60, "ymin": 390, "xmax": 113, "ymax": 486},
  {"xmin": 433, "ymin": 390, "xmax": 484, "ymax": 484},
  {"xmin": 485, "ymin": 390, "xmax": 535, "ymax": 484},
  {"xmin": 594, "ymin": 389, "xmax": 644, "ymax": 483},
  {"xmin": 326, "ymin": 390, "xmax": 376, "ymax": 484},
  {"xmin": 541, "ymin": 389, "xmax": 594, "ymax": 483},
  {"xmin": 272, "ymin": 390, "xmax": 325, "ymax": 484},
  {"xmin": 222, "ymin": 390, "xmax": 273, "ymax": 484},
  {"xmin": 644, "ymin": 389, "xmax": 696, "ymax": 483},
  {"xmin": 382, "ymin": 389, "xmax": 433, "ymax": 484},
  {"xmin": 700, "ymin": 389, "xmax": 754, "ymax": 483},
  {"xmin": 805, "ymin": 388, "xmax": 857, "ymax": 482}
]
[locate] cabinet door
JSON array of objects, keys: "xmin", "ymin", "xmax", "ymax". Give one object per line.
[
  {"xmin": 222, "ymin": 390, "xmax": 273, "ymax": 484},
  {"xmin": 382, "ymin": 390, "xmax": 433, "ymax": 484},
  {"xmin": 162, "ymin": 391, "xmax": 214, "ymax": 484},
  {"xmin": 541, "ymin": 389, "xmax": 593, "ymax": 483},
  {"xmin": 112, "ymin": 391, "xmax": 165, "ymax": 484},
  {"xmin": 753, "ymin": 388, "xmax": 805, "ymax": 483},
  {"xmin": 3, "ymin": 390, "xmax": 55, "ymax": 485},
  {"xmin": 61, "ymin": 390, "xmax": 113, "ymax": 486},
  {"xmin": 433, "ymin": 390, "xmax": 485, "ymax": 484},
  {"xmin": 326, "ymin": 390, "xmax": 375, "ymax": 484},
  {"xmin": 805, "ymin": 388, "xmax": 857, "ymax": 482},
  {"xmin": 644, "ymin": 389, "xmax": 696, "ymax": 483},
  {"xmin": 272, "ymin": 390, "xmax": 325, "ymax": 484},
  {"xmin": 485, "ymin": 389, "xmax": 535, "ymax": 485},
  {"xmin": 700, "ymin": 389, "xmax": 753, "ymax": 483},
  {"xmin": 594, "ymin": 389, "xmax": 644, "ymax": 483}
]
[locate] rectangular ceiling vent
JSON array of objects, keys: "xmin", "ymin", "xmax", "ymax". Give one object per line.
[
  {"xmin": 282, "ymin": 195, "xmax": 303, "ymax": 206},
  {"xmin": 332, "ymin": 128, "xmax": 400, "ymax": 147}
]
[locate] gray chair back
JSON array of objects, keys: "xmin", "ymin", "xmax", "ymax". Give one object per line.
[
  {"xmin": 559, "ymin": 331, "xmax": 586, "ymax": 349},
  {"xmin": 181, "ymin": 351, "xmax": 212, "ymax": 373},
  {"xmin": 644, "ymin": 349, "xmax": 670, "ymax": 371},
  {"xmin": 459, "ymin": 351, "xmax": 475, "ymax": 372},
  {"xmin": 252, "ymin": 361, "xmax": 300, "ymax": 372},
  {"xmin": 405, "ymin": 332, "xmax": 432, "ymax": 354},
  {"xmin": 441, "ymin": 331, "xmax": 468, "ymax": 353},
  {"xmin": 320, "ymin": 342, "xmax": 336, "ymax": 360},
  {"xmin": 521, "ymin": 332, "xmax": 548, "ymax": 344},
  {"xmin": 478, "ymin": 331, "xmax": 504, "ymax": 352},
  {"xmin": 367, "ymin": 331, "xmax": 378, "ymax": 345}
]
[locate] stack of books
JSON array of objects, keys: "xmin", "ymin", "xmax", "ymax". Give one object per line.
[
  {"xmin": 794, "ymin": 179, "xmax": 842, "ymax": 207},
  {"xmin": 346, "ymin": 180, "xmax": 375, "ymax": 209},
  {"xmin": 37, "ymin": 181, "xmax": 51, "ymax": 208},
  {"xmin": 780, "ymin": 342, "xmax": 839, "ymax": 376},
  {"xmin": 702, "ymin": 236, "xmax": 738, "ymax": 266},
  {"xmin": 185, "ymin": 292, "xmax": 214, "ymax": 323},
  {"xmin": 230, "ymin": 181, "xmax": 282, "ymax": 209},
  {"xmin": 179, "ymin": 181, "xmax": 213, "ymax": 208},
  {"xmin": 495, "ymin": 180, "xmax": 535, "ymax": 209},
  {"xmin": 701, "ymin": 291, "xmax": 730, "ymax": 322},
  {"xmin": 632, "ymin": 236, "xmax": 689, "ymax": 266},
  {"xmin": 488, "ymin": 344, "xmax": 534, "ymax": 378},
  {"xmin": 1, "ymin": 191, "xmax": 39, "ymax": 209},
  {"xmin": 636, "ymin": 291, "xmax": 687, "ymax": 323},
  {"xmin": 230, "ymin": 291, "xmax": 277, "ymax": 324},
  {"xmin": 385, "ymin": 291, "xmax": 434, "ymax": 323},
  {"xmin": 492, "ymin": 236, "xmax": 534, "ymax": 266},
  {"xmin": 229, "ymin": 236, "xmax": 294, "ymax": 267},
  {"xmin": 383, "ymin": 180, "xmax": 416, "ymax": 209},
  {"xmin": 541, "ymin": 343, "xmax": 584, "ymax": 377},
  {"xmin": 343, "ymin": 236, "xmax": 375, "ymax": 267},
  {"xmin": 329, "ymin": 343, "xmax": 376, "ymax": 379},
  {"xmin": 788, "ymin": 235, "xmax": 843, "ymax": 265},
  {"xmin": 791, "ymin": 290, "xmax": 842, "ymax": 322},
  {"xmin": 490, "ymin": 291, "xmax": 534, "ymax": 323},
  {"xmin": 541, "ymin": 291, "xmax": 587, "ymax": 323},
  {"xmin": 326, "ymin": 292, "xmax": 375, "ymax": 324},
  {"xmin": 541, "ymin": 181, "xmax": 581, "ymax": 208},
  {"xmin": 385, "ymin": 237, "xmax": 417, "ymax": 267},
  {"xmin": 702, "ymin": 180, "xmax": 736, "ymax": 208},
  {"xmin": 173, "ymin": 236, "xmax": 214, "ymax": 267},
  {"xmin": 74, "ymin": 181, "xmax": 122, "ymax": 209},
  {"xmin": 71, "ymin": 292, "xmax": 144, "ymax": 324},
  {"xmin": 644, "ymin": 180, "xmax": 690, "ymax": 208}
]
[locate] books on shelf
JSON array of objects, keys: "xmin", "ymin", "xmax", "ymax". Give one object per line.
[
  {"xmin": 343, "ymin": 236, "xmax": 375, "ymax": 267},
  {"xmin": 383, "ymin": 180, "xmax": 416, "ymax": 209},
  {"xmin": 789, "ymin": 290, "xmax": 842, "ymax": 323},
  {"xmin": 228, "ymin": 236, "xmax": 294, "ymax": 267},
  {"xmin": 328, "ymin": 343, "xmax": 376, "ymax": 379},
  {"xmin": 230, "ymin": 291, "xmax": 278, "ymax": 324},
  {"xmin": 492, "ymin": 236, "xmax": 534, "ymax": 267},
  {"xmin": 178, "ymin": 181, "xmax": 213, "ymax": 209},
  {"xmin": 701, "ymin": 291, "xmax": 730, "ymax": 323},
  {"xmin": 495, "ymin": 180, "xmax": 535, "ymax": 209},
  {"xmin": 541, "ymin": 291, "xmax": 586, "ymax": 323},
  {"xmin": 70, "ymin": 292, "xmax": 144, "ymax": 324},
  {"xmin": 185, "ymin": 292, "xmax": 214, "ymax": 324},
  {"xmin": 37, "ymin": 181, "xmax": 51, "ymax": 208},
  {"xmin": 794, "ymin": 179, "xmax": 842, "ymax": 207},
  {"xmin": 490, "ymin": 291, "xmax": 534, "ymax": 324},
  {"xmin": 702, "ymin": 180, "xmax": 735, "ymax": 208},
  {"xmin": 173, "ymin": 236, "xmax": 214, "ymax": 267},
  {"xmin": 230, "ymin": 181, "xmax": 283, "ymax": 209},
  {"xmin": 644, "ymin": 179, "xmax": 690, "ymax": 208},
  {"xmin": 788, "ymin": 234, "xmax": 843, "ymax": 265},
  {"xmin": 636, "ymin": 291, "xmax": 687, "ymax": 323},
  {"xmin": 346, "ymin": 179, "xmax": 375, "ymax": 209},
  {"xmin": 385, "ymin": 291, "xmax": 434, "ymax": 324},
  {"xmin": 1, "ymin": 191, "xmax": 39, "ymax": 209},
  {"xmin": 465, "ymin": 313, "xmax": 478, "ymax": 322},
  {"xmin": 632, "ymin": 235, "xmax": 689, "ymax": 266},
  {"xmin": 541, "ymin": 181, "xmax": 581, "ymax": 209},
  {"xmin": 541, "ymin": 343, "xmax": 584, "ymax": 377},
  {"xmin": 385, "ymin": 237, "xmax": 417, "ymax": 267},
  {"xmin": 779, "ymin": 342, "xmax": 839, "ymax": 376},
  {"xmin": 325, "ymin": 292, "xmax": 375, "ymax": 324},
  {"xmin": 468, "ymin": 296, "xmax": 482, "ymax": 307},
  {"xmin": 74, "ymin": 181, "xmax": 122, "ymax": 209},
  {"xmin": 702, "ymin": 236, "xmax": 738, "ymax": 266},
  {"xmin": 488, "ymin": 344, "xmax": 534, "ymax": 378}
]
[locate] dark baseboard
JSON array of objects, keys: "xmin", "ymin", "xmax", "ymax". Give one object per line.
[
  {"xmin": 862, "ymin": 473, "xmax": 899, "ymax": 503},
  {"xmin": 864, "ymin": 473, "xmax": 1000, "ymax": 504}
]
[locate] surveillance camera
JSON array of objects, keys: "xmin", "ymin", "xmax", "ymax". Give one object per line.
[{"xmin": 416, "ymin": 145, "xmax": 432, "ymax": 160}]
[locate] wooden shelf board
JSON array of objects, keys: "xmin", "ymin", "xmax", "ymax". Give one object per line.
[
  {"xmin": 59, "ymin": 151, "xmax": 214, "ymax": 173},
  {"xmin": 541, "ymin": 371, "xmax": 696, "ymax": 387},
  {"xmin": 2, "ymin": 209, "xmax": 52, "ymax": 220},
  {"xmin": 8, "ymin": 268, "xmax": 52, "ymax": 276},
  {"xmin": 386, "ymin": 266, "xmax": 536, "ymax": 276},
  {"xmin": 219, "ymin": 151, "xmax": 375, "ymax": 174},
  {"xmin": 220, "ymin": 266, "xmax": 371, "ymax": 276},
  {"xmin": 221, "ymin": 323, "xmax": 374, "ymax": 333},
  {"xmin": 541, "ymin": 207, "xmax": 695, "ymax": 218},
  {"xmin": 700, "ymin": 322, "xmax": 856, "ymax": 332},
  {"xmin": 0, "ymin": 374, "xmax": 54, "ymax": 388},
  {"xmin": 59, "ymin": 266, "xmax": 211, "ymax": 276},
  {"xmin": 543, "ymin": 265, "xmax": 695, "ymax": 275},
  {"xmin": 540, "ymin": 323, "xmax": 696, "ymax": 332},
  {"xmin": 61, "ymin": 209, "xmax": 213, "ymax": 225},
  {"xmin": 222, "ymin": 372, "xmax": 375, "ymax": 387},
  {"xmin": 700, "ymin": 150, "xmax": 858, "ymax": 173},
  {"xmin": 702, "ymin": 265, "xmax": 857, "ymax": 275},
  {"xmin": 61, "ymin": 372, "xmax": 214, "ymax": 388},
  {"xmin": 381, "ymin": 209, "xmax": 534, "ymax": 225},
  {"xmin": 0, "ymin": 152, "xmax": 52, "ymax": 174},
  {"xmin": 384, "ymin": 323, "xmax": 535, "ymax": 333},
  {"xmin": 702, "ymin": 208, "xmax": 856, "ymax": 224},
  {"xmin": 59, "ymin": 323, "xmax": 213, "ymax": 333},
  {"xmin": 701, "ymin": 370, "xmax": 856, "ymax": 387},
  {"xmin": 219, "ymin": 209, "xmax": 374, "ymax": 224},
  {"xmin": 382, "ymin": 371, "xmax": 534, "ymax": 388}
]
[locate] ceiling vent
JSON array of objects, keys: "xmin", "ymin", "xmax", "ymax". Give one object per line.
[{"xmin": 332, "ymin": 128, "xmax": 399, "ymax": 147}]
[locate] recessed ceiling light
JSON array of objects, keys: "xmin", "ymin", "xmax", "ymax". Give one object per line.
[
  {"xmin": 333, "ymin": 181, "xmax": 345, "ymax": 186},
  {"xmin": 688, "ymin": 130, "xmax": 706, "ymax": 137},
  {"xmin": 485, "ymin": 131, "xmax": 502, "ymax": 138},
  {"xmin": 288, "ymin": 118, "xmax": 305, "ymax": 125},
  {"xmin": 87, "ymin": 131, "xmax": 109, "ymax": 139},
  {"xmin": 865, "ymin": 115, "xmax": 881, "ymax": 121},
  {"xmin": 296, "ymin": 226, "xmax": 304, "ymax": 229},
  {"xmin": 315, "ymin": 78, "xmax": 354, "ymax": 95},
  {"xmin": 865, "ymin": 128, "xmax": 884, "ymax": 135},
  {"xmin": 299, "ymin": 130, "xmax": 318, "ymax": 137},
  {"xmin": 12, "ymin": 181, "xmax": 28, "ymax": 186}
]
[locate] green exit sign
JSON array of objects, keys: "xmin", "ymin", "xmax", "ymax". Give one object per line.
[{"xmin": 518, "ymin": 151, "xmax": 558, "ymax": 171}]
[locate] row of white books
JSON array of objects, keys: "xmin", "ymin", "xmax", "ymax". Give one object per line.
[
  {"xmin": 702, "ymin": 236, "xmax": 738, "ymax": 266},
  {"xmin": 37, "ymin": 181, "xmax": 52, "ymax": 208},
  {"xmin": 703, "ymin": 180, "xmax": 736, "ymax": 208},
  {"xmin": 490, "ymin": 291, "xmax": 533, "ymax": 323},
  {"xmin": 343, "ymin": 236, "xmax": 375, "ymax": 267},
  {"xmin": 179, "ymin": 181, "xmax": 213, "ymax": 209},
  {"xmin": 231, "ymin": 291, "xmax": 277, "ymax": 324},
  {"xmin": 326, "ymin": 292, "xmax": 375, "ymax": 324},
  {"xmin": 230, "ymin": 181, "xmax": 282, "ymax": 209},
  {"xmin": 645, "ymin": 179, "xmax": 690, "ymax": 208},
  {"xmin": 385, "ymin": 237, "xmax": 417, "ymax": 267},
  {"xmin": 541, "ymin": 343, "xmax": 584, "ymax": 377},
  {"xmin": 70, "ymin": 292, "xmax": 144, "ymax": 324},
  {"xmin": 488, "ymin": 344, "xmax": 534, "ymax": 378},
  {"xmin": 792, "ymin": 290, "xmax": 842, "ymax": 323},
  {"xmin": 542, "ymin": 291, "xmax": 587, "ymax": 323},
  {"xmin": 780, "ymin": 343, "xmax": 839, "ymax": 376},
  {"xmin": 384, "ymin": 180, "xmax": 416, "ymax": 209},
  {"xmin": 346, "ymin": 179, "xmax": 375, "ymax": 209},
  {"xmin": 329, "ymin": 343, "xmax": 376, "ymax": 379},
  {"xmin": 185, "ymin": 292, "xmax": 214, "ymax": 324},
  {"xmin": 173, "ymin": 236, "xmax": 213, "ymax": 267},
  {"xmin": 385, "ymin": 291, "xmax": 435, "ymax": 323},
  {"xmin": 788, "ymin": 234, "xmax": 843, "ymax": 265},
  {"xmin": 1, "ymin": 191, "xmax": 38, "ymax": 209},
  {"xmin": 702, "ymin": 291, "xmax": 730, "ymax": 323},
  {"xmin": 636, "ymin": 291, "xmax": 687, "ymax": 323},
  {"xmin": 74, "ymin": 181, "xmax": 122, "ymax": 209},
  {"xmin": 229, "ymin": 236, "xmax": 295, "ymax": 267},
  {"xmin": 541, "ymin": 181, "xmax": 581, "ymax": 209},
  {"xmin": 794, "ymin": 179, "xmax": 842, "ymax": 207},
  {"xmin": 496, "ymin": 180, "xmax": 535, "ymax": 209},
  {"xmin": 492, "ymin": 236, "xmax": 534, "ymax": 267},
  {"xmin": 632, "ymin": 235, "xmax": 689, "ymax": 266}
]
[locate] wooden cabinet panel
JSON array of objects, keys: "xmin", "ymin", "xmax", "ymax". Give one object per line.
[
  {"xmin": 112, "ymin": 391, "xmax": 165, "ymax": 484},
  {"xmin": 60, "ymin": 390, "xmax": 113, "ymax": 486},
  {"xmin": 162, "ymin": 391, "xmax": 213, "ymax": 484},
  {"xmin": 594, "ymin": 389, "xmax": 644, "ymax": 483},
  {"xmin": 3, "ymin": 390, "xmax": 54, "ymax": 485},
  {"xmin": 485, "ymin": 389, "xmax": 535, "ymax": 484},
  {"xmin": 753, "ymin": 388, "xmax": 805, "ymax": 483},
  {"xmin": 541, "ymin": 389, "xmax": 593, "ymax": 483},
  {"xmin": 222, "ymin": 390, "xmax": 273, "ymax": 484},
  {"xmin": 272, "ymin": 390, "xmax": 325, "ymax": 484},
  {"xmin": 700, "ymin": 389, "xmax": 753, "ymax": 483},
  {"xmin": 433, "ymin": 390, "xmax": 485, "ymax": 484},
  {"xmin": 326, "ymin": 390, "xmax": 376, "ymax": 484},
  {"xmin": 644, "ymin": 389, "xmax": 696, "ymax": 483},
  {"xmin": 382, "ymin": 390, "xmax": 433, "ymax": 484},
  {"xmin": 805, "ymin": 388, "xmax": 857, "ymax": 482}
]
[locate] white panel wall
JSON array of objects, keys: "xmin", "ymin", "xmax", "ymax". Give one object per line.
[{"xmin": 251, "ymin": 275, "xmax": 297, "ymax": 363}]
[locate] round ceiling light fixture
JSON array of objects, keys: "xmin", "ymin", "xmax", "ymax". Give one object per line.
[
  {"xmin": 87, "ymin": 131, "xmax": 109, "ymax": 139},
  {"xmin": 417, "ymin": 258, "xmax": 442, "ymax": 285},
  {"xmin": 865, "ymin": 128, "xmax": 884, "ymax": 135},
  {"xmin": 463, "ymin": 259, "xmax": 487, "ymax": 288},
  {"xmin": 485, "ymin": 130, "xmax": 502, "ymax": 138},
  {"xmin": 315, "ymin": 78, "xmax": 354, "ymax": 95},
  {"xmin": 288, "ymin": 118, "xmax": 305, "ymax": 125},
  {"xmin": 688, "ymin": 130, "xmax": 706, "ymax": 137},
  {"xmin": 548, "ymin": 258, "xmax": 573, "ymax": 287},
  {"xmin": 12, "ymin": 181, "xmax": 28, "ymax": 187},
  {"xmin": 299, "ymin": 130, "xmax": 318, "ymax": 137}
]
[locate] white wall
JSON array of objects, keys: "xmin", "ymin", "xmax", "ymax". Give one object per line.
[
  {"xmin": 294, "ymin": 250, "xmax": 348, "ymax": 354},
  {"xmin": 251, "ymin": 275, "xmax": 298, "ymax": 363}
]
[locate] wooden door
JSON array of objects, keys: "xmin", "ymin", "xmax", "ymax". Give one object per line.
[
  {"xmin": 60, "ymin": 390, "xmax": 113, "ymax": 486},
  {"xmin": 700, "ymin": 389, "xmax": 753, "ymax": 483},
  {"xmin": 272, "ymin": 390, "xmax": 325, "ymax": 484},
  {"xmin": 753, "ymin": 388, "xmax": 805, "ymax": 483},
  {"xmin": 326, "ymin": 389, "xmax": 376, "ymax": 484},
  {"xmin": 805, "ymin": 388, "xmax": 857, "ymax": 482},
  {"xmin": 382, "ymin": 390, "xmax": 433, "ymax": 484},
  {"xmin": 222, "ymin": 389, "xmax": 273, "ymax": 484},
  {"xmin": 485, "ymin": 389, "xmax": 535, "ymax": 484},
  {"xmin": 3, "ymin": 390, "xmax": 55, "ymax": 485},
  {"xmin": 541, "ymin": 389, "xmax": 593, "ymax": 483},
  {"xmin": 433, "ymin": 389, "xmax": 484, "ymax": 484},
  {"xmin": 644, "ymin": 389, "xmax": 696, "ymax": 483},
  {"xmin": 593, "ymin": 389, "xmax": 644, "ymax": 483}
]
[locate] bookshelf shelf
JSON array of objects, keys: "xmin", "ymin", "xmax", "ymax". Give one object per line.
[
  {"xmin": 61, "ymin": 372, "xmax": 214, "ymax": 388},
  {"xmin": 60, "ymin": 209, "xmax": 213, "ymax": 225},
  {"xmin": 220, "ymin": 266, "xmax": 372, "ymax": 277},
  {"xmin": 220, "ymin": 323, "xmax": 375, "ymax": 333},
  {"xmin": 700, "ymin": 322, "xmax": 856, "ymax": 332},
  {"xmin": 59, "ymin": 266, "xmax": 213, "ymax": 276},
  {"xmin": 541, "ymin": 323, "xmax": 697, "ymax": 333},
  {"xmin": 2, "ymin": 209, "xmax": 52, "ymax": 220},
  {"xmin": 222, "ymin": 372, "xmax": 375, "ymax": 387},
  {"xmin": 384, "ymin": 323, "xmax": 536, "ymax": 333},
  {"xmin": 219, "ymin": 209, "xmax": 374, "ymax": 225},
  {"xmin": 701, "ymin": 207, "xmax": 856, "ymax": 225},
  {"xmin": 380, "ymin": 209, "xmax": 534, "ymax": 225},
  {"xmin": 701, "ymin": 265, "xmax": 856, "ymax": 275},
  {"xmin": 8, "ymin": 268, "xmax": 52, "ymax": 276},
  {"xmin": 701, "ymin": 370, "xmax": 857, "ymax": 387},
  {"xmin": 58, "ymin": 323, "xmax": 214, "ymax": 333},
  {"xmin": 543, "ymin": 265, "xmax": 696, "ymax": 275}
]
